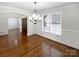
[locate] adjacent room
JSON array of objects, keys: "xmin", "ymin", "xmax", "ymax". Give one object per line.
[{"xmin": 0, "ymin": 2, "xmax": 79, "ymax": 57}]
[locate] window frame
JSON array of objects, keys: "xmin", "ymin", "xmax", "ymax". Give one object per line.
[{"xmin": 42, "ymin": 13, "xmax": 62, "ymax": 36}]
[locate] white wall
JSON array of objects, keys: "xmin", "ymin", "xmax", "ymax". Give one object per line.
[
  {"xmin": 36, "ymin": 3, "xmax": 79, "ymax": 49},
  {"xmin": 62, "ymin": 3, "xmax": 79, "ymax": 31},
  {"xmin": 0, "ymin": 14, "xmax": 8, "ymax": 35},
  {"xmin": 0, "ymin": 5, "xmax": 35, "ymax": 36}
]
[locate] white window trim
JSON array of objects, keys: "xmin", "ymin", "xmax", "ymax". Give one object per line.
[{"xmin": 42, "ymin": 13, "xmax": 63, "ymax": 36}]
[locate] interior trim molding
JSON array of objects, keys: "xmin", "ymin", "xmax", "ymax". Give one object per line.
[
  {"xmin": 63, "ymin": 29, "xmax": 79, "ymax": 34},
  {"xmin": 0, "ymin": 32, "xmax": 8, "ymax": 36}
]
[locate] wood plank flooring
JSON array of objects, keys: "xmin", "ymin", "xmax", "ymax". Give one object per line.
[{"xmin": 0, "ymin": 28, "xmax": 79, "ymax": 57}]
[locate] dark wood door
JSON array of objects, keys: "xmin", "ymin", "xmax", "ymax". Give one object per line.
[{"xmin": 22, "ymin": 18, "xmax": 27, "ymax": 34}]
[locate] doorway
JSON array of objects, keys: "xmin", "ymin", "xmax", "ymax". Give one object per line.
[{"xmin": 22, "ymin": 18, "xmax": 27, "ymax": 35}]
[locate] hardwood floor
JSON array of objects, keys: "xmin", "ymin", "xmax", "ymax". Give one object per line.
[{"xmin": 0, "ymin": 28, "xmax": 79, "ymax": 57}]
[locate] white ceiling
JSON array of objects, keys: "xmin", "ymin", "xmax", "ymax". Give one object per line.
[{"xmin": 0, "ymin": 2, "xmax": 71, "ymax": 11}]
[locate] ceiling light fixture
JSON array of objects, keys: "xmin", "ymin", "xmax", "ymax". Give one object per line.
[{"xmin": 29, "ymin": 2, "xmax": 42, "ymax": 24}]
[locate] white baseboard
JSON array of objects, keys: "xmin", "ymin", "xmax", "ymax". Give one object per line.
[
  {"xmin": 27, "ymin": 33, "xmax": 35, "ymax": 36},
  {"xmin": 8, "ymin": 27, "xmax": 19, "ymax": 29}
]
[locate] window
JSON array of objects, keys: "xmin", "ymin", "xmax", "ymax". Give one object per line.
[
  {"xmin": 8, "ymin": 18, "xmax": 19, "ymax": 29},
  {"xmin": 42, "ymin": 15, "xmax": 50, "ymax": 32},
  {"xmin": 42, "ymin": 14, "xmax": 62, "ymax": 35}
]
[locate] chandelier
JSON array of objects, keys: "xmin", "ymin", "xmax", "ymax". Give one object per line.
[{"xmin": 29, "ymin": 2, "xmax": 42, "ymax": 24}]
